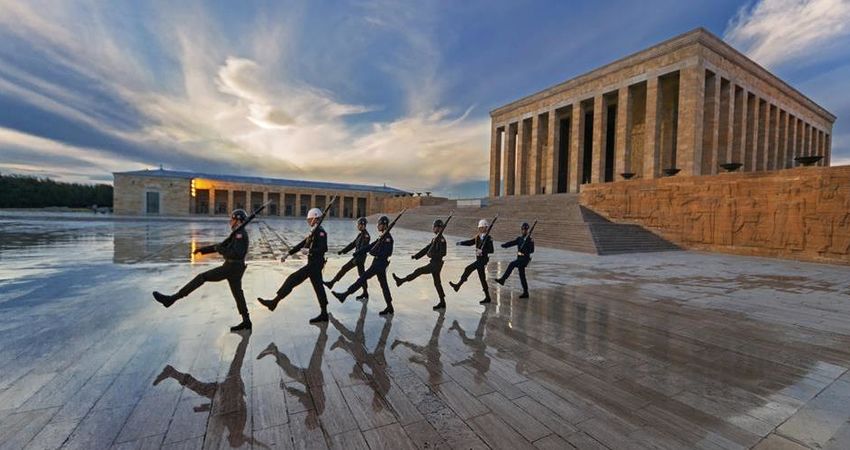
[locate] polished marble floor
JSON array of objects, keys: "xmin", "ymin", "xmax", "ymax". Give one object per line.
[{"xmin": 2, "ymin": 214, "xmax": 850, "ymax": 449}]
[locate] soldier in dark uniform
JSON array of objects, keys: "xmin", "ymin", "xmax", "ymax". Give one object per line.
[
  {"xmin": 449, "ymin": 219, "xmax": 494, "ymax": 304},
  {"xmin": 152, "ymin": 209, "xmax": 252, "ymax": 332},
  {"xmin": 392, "ymin": 219, "xmax": 448, "ymax": 310},
  {"xmin": 332, "ymin": 215, "xmax": 395, "ymax": 316},
  {"xmin": 324, "ymin": 217, "xmax": 370, "ymax": 300},
  {"xmin": 495, "ymin": 222, "xmax": 535, "ymax": 298},
  {"xmin": 257, "ymin": 207, "xmax": 329, "ymax": 323}
]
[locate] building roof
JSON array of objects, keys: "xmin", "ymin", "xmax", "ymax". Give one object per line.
[
  {"xmin": 114, "ymin": 168, "xmax": 410, "ymax": 195},
  {"xmin": 490, "ymin": 27, "xmax": 835, "ymax": 123}
]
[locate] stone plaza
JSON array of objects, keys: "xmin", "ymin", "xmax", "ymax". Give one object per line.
[{"xmin": 2, "ymin": 213, "xmax": 850, "ymax": 449}]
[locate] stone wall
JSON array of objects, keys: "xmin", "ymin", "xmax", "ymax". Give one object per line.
[
  {"xmin": 114, "ymin": 174, "xmax": 191, "ymax": 216},
  {"xmin": 580, "ymin": 166, "xmax": 850, "ymax": 265},
  {"xmin": 378, "ymin": 196, "xmax": 449, "ymax": 214}
]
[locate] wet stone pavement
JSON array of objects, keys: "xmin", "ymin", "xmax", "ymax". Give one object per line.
[{"xmin": 2, "ymin": 214, "xmax": 850, "ymax": 449}]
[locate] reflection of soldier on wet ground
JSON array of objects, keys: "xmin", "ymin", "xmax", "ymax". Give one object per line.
[
  {"xmin": 153, "ymin": 330, "xmax": 261, "ymax": 448},
  {"xmin": 330, "ymin": 300, "xmax": 393, "ymax": 403},
  {"xmin": 449, "ymin": 306, "xmax": 491, "ymax": 382},
  {"xmin": 391, "ymin": 310, "xmax": 445, "ymax": 385},
  {"xmin": 256, "ymin": 323, "xmax": 328, "ymax": 429}
]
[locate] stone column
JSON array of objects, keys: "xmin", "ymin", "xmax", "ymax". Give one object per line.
[
  {"xmin": 779, "ymin": 111, "xmax": 788, "ymax": 169},
  {"xmin": 591, "ymin": 94, "xmax": 605, "ymax": 184},
  {"xmin": 789, "ymin": 116, "xmax": 798, "ymax": 164},
  {"xmin": 209, "ymin": 189, "xmax": 216, "ymax": 216},
  {"xmin": 546, "ymin": 110, "xmax": 560, "ymax": 194},
  {"xmin": 569, "ymin": 103, "xmax": 582, "ymax": 192},
  {"xmin": 615, "ymin": 86, "xmax": 631, "ymax": 178},
  {"xmin": 294, "ymin": 194, "xmax": 301, "ymax": 216},
  {"xmin": 769, "ymin": 105, "xmax": 779, "ymax": 171},
  {"xmin": 825, "ymin": 134, "xmax": 832, "ymax": 166},
  {"xmin": 704, "ymin": 75, "xmax": 721, "ymax": 174},
  {"xmin": 747, "ymin": 95, "xmax": 759, "ymax": 172},
  {"xmin": 530, "ymin": 114, "xmax": 543, "ymax": 194},
  {"xmin": 737, "ymin": 88, "xmax": 748, "ymax": 168},
  {"xmin": 488, "ymin": 123, "xmax": 502, "ymax": 197},
  {"xmin": 676, "ymin": 65, "xmax": 705, "ymax": 176},
  {"xmin": 516, "ymin": 119, "xmax": 528, "ymax": 195},
  {"xmin": 226, "ymin": 190, "xmax": 234, "ymax": 214},
  {"xmin": 262, "ymin": 191, "xmax": 269, "ymax": 215},
  {"xmin": 644, "ymin": 76, "xmax": 661, "ymax": 179},
  {"xmin": 503, "ymin": 122, "xmax": 517, "ymax": 196},
  {"xmin": 721, "ymin": 81, "xmax": 735, "ymax": 164}
]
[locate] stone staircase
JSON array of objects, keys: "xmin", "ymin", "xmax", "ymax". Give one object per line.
[{"xmin": 383, "ymin": 194, "xmax": 679, "ymax": 255}]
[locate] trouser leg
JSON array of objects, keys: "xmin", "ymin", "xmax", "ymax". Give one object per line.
[
  {"xmin": 176, "ymin": 265, "xmax": 229, "ymax": 298},
  {"xmin": 356, "ymin": 258, "xmax": 368, "ymax": 295},
  {"xmin": 402, "ymin": 264, "xmax": 431, "ymax": 283},
  {"xmin": 345, "ymin": 263, "xmax": 377, "ymax": 296},
  {"xmin": 309, "ymin": 268, "xmax": 328, "ymax": 310},
  {"xmin": 329, "ymin": 258, "xmax": 356, "ymax": 284},
  {"xmin": 518, "ymin": 262, "xmax": 529, "ymax": 293},
  {"xmin": 500, "ymin": 259, "xmax": 519, "ymax": 281},
  {"xmin": 276, "ymin": 265, "xmax": 310, "ymax": 299},
  {"xmin": 432, "ymin": 264, "xmax": 445, "ymax": 299},
  {"xmin": 476, "ymin": 263, "xmax": 490, "ymax": 299},
  {"xmin": 226, "ymin": 265, "xmax": 249, "ymax": 319},
  {"xmin": 376, "ymin": 269, "xmax": 392, "ymax": 305},
  {"xmin": 457, "ymin": 262, "xmax": 477, "ymax": 285}
]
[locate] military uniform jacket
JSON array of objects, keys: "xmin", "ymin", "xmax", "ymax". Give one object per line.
[
  {"xmin": 355, "ymin": 232, "xmax": 394, "ymax": 262},
  {"xmin": 289, "ymin": 225, "xmax": 328, "ymax": 263},
  {"xmin": 198, "ymin": 230, "xmax": 249, "ymax": 262},
  {"xmin": 502, "ymin": 235, "xmax": 535, "ymax": 259},
  {"xmin": 340, "ymin": 230, "xmax": 371, "ymax": 258},
  {"xmin": 414, "ymin": 235, "xmax": 447, "ymax": 262},
  {"xmin": 458, "ymin": 234, "xmax": 494, "ymax": 261}
]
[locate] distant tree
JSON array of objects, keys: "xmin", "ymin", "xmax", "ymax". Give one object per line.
[{"xmin": 0, "ymin": 174, "xmax": 113, "ymax": 208}]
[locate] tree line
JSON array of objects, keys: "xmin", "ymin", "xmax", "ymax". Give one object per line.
[{"xmin": 0, "ymin": 174, "xmax": 113, "ymax": 208}]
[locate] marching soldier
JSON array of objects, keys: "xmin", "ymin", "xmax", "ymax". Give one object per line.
[
  {"xmin": 449, "ymin": 219, "xmax": 495, "ymax": 304},
  {"xmin": 332, "ymin": 215, "xmax": 395, "ymax": 316},
  {"xmin": 152, "ymin": 209, "xmax": 252, "ymax": 332},
  {"xmin": 392, "ymin": 219, "xmax": 448, "ymax": 310},
  {"xmin": 495, "ymin": 222, "xmax": 535, "ymax": 298},
  {"xmin": 324, "ymin": 217, "xmax": 370, "ymax": 300},
  {"xmin": 257, "ymin": 207, "xmax": 330, "ymax": 323}
]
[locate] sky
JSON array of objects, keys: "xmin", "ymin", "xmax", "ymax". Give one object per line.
[{"xmin": 0, "ymin": 0, "xmax": 848, "ymax": 198}]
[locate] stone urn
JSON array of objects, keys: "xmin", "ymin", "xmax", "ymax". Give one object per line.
[
  {"xmin": 720, "ymin": 162, "xmax": 743, "ymax": 172},
  {"xmin": 794, "ymin": 155, "xmax": 823, "ymax": 166}
]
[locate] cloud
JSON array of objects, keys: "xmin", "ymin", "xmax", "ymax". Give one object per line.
[
  {"xmin": 724, "ymin": 0, "xmax": 850, "ymax": 68},
  {"xmin": 0, "ymin": 1, "xmax": 489, "ymax": 191}
]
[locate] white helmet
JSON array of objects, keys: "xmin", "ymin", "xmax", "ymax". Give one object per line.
[
  {"xmin": 478, "ymin": 219, "xmax": 489, "ymax": 228},
  {"xmin": 307, "ymin": 208, "xmax": 323, "ymax": 219}
]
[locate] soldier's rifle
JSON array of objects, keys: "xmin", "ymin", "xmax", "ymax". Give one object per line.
[
  {"xmin": 518, "ymin": 219, "xmax": 538, "ymax": 253},
  {"xmin": 195, "ymin": 200, "xmax": 272, "ymax": 254},
  {"xmin": 282, "ymin": 196, "xmax": 336, "ymax": 261},
  {"xmin": 477, "ymin": 214, "xmax": 499, "ymax": 249}
]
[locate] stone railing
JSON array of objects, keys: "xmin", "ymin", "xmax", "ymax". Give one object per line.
[
  {"xmin": 580, "ymin": 166, "xmax": 850, "ymax": 265},
  {"xmin": 378, "ymin": 195, "xmax": 449, "ymax": 214}
]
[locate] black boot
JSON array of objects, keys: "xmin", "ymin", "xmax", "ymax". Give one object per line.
[
  {"xmin": 332, "ymin": 291, "xmax": 347, "ymax": 304},
  {"xmin": 355, "ymin": 292, "xmax": 369, "ymax": 301},
  {"xmin": 392, "ymin": 273, "xmax": 403, "ymax": 287},
  {"xmin": 479, "ymin": 296, "xmax": 491, "ymax": 304},
  {"xmin": 519, "ymin": 292, "xmax": 529, "ymax": 299},
  {"xmin": 230, "ymin": 318, "xmax": 252, "ymax": 332},
  {"xmin": 153, "ymin": 291, "xmax": 177, "ymax": 308},
  {"xmin": 257, "ymin": 297, "xmax": 279, "ymax": 311},
  {"xmin": 257, "ymin": 343, "xmax": 278, "ymax": 359},
  {"xmin": 153, "ymin": 365, "xmax": 176, "ymax": 385},
  {"xmin": 379, "ymin": 305, "xmax": 394, "ymax": 316},
  {"xmin": 495, "ymin": 277, "xmax": 505, "ymax": 286},
  {"xmin": 323, "ymin": 280, "xmax": 335, "ymax": 289},
  {"xmin": 432, "ymin": 299, "xmax": 446, "ymax": 310},
  {"xmin": 449, "ymin": 281, "xmax": 461, "ymax": 292},
  {"xmin": 309, "ymin": 310, "xmax": 329, "ymax": 323}
]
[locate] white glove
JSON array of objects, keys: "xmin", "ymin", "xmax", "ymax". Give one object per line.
[
  {"xmin": 280, "ymin": 254, "xmax": 289, "ymax": 262},
  {"xmin": 476, "ymin": 249, "xmax": 483, "ymax": 257},
  {"xmin": 300, "ymin": 248, "xmax": 309, "ymax": 255}
]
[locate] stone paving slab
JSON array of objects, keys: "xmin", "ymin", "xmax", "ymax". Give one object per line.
[{"xmin": 1, "ymin": 214, "xmax": 850, "ymax": 449}]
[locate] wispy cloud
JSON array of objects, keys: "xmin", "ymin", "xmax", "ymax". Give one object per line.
[
  {"xmin": 0, "ymin": 1, "xmax": 488, "ymax": 192},
  {"xmin": 724, "ymin": 0, "xmax": 850, "ymax": 68}
]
